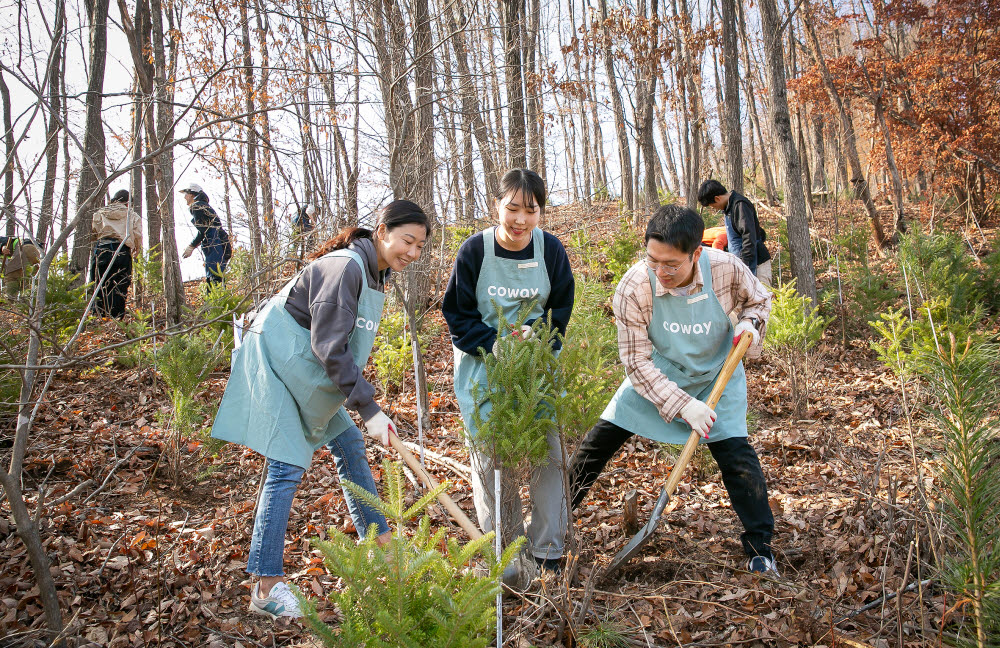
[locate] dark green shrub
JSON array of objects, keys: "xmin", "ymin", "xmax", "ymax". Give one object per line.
[
  {"xmin": 899, "ymin": 228, "xmax": 977, "ymax": 316},
  {"xmin": 977, "ymin": 249, "xmax": 1000, "ymax": 315},
  {"xmin": 599, "ymin": 224, "xmax": 643, "ymax": 285}
]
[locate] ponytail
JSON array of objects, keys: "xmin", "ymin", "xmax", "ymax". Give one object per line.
[
  {"xmin": 308, "ymin": 200, "xmax": 431, "ymax": 261},
  {"xmin": 309, "ymin": 227, "xmax": 373, "ymax": 260}
]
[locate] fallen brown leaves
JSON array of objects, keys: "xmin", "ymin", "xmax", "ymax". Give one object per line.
[{"xmin": 0, "ymin": 203, "xmax": 992, "ymax": 647}]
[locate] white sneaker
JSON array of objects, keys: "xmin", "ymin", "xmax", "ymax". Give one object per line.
[{"xmin": 249, "ymin": 581, "xmax": 303, "ymax": 619}]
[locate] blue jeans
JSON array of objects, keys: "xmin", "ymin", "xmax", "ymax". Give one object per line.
[{"xmin": 246, "ymin": 423, "xmax": 390, "ymax": 577}]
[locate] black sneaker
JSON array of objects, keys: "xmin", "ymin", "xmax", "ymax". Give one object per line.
[
  {"xmin": 746, "ymin": 556, "xmax": 779, "ymax": 576},
  {"xmin": 534, "ymin": 555, "xmax": 563, "ymax": 575}
]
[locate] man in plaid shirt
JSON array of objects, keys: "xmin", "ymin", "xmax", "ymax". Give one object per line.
[{"xmin": 569, "ymin": 204, "xmax": 778, "ymax": 574}]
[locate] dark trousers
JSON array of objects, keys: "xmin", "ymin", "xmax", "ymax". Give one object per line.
[
  {"xmin": 89, "ymin": 239, "xmax": 133, "ymax": 318},
  {"xmin": 569, "ymin": 418, "xmax": 774, "ymax": 560},
  {"xmin": 203, "ymin": 240, "xmax": 231, "ymax": 288}
]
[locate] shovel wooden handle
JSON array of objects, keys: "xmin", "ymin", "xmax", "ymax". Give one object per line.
[
  {"xmin": 662, "ymin": 331, "xmax": 754, "ymax": 497},
  {"xmin": 389, "ymin": 433, "xmax": 484, "ymax": 540}
]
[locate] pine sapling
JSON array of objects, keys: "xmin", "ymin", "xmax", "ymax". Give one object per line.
[
  {"xmin": 764, "ymin": 279, "xmax": 828, "ymax": 417},
  {"xmin": 297, "ymin": 460, "xmax": 520, "ymax": 648},
  {"xmin": 917, "ymin": 335, "xmax": 1000, "ymax": 647}
]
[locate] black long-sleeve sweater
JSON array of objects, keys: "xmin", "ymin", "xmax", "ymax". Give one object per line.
[{"xmin": 442, "ymin": 228, "xmax": 574, "ymax": 356}]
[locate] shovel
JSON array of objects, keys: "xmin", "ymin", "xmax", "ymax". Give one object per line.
[
  {"xmin": 388, "ymin": 431, "xmax": 484, "ymax": 540},
  {"xmin": 601, "ymin": 331, "xmax": 754, "ymax": 577}
]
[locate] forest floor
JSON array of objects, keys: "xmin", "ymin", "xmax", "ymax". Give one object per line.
[{"xmin": 1, "ymin": 200, "xmax": 996, "ymax": 647}]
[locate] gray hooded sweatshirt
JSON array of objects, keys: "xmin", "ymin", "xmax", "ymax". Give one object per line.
[{"xmin": 284, "ymin": 237, "xmax": 388, "ymax": 421}]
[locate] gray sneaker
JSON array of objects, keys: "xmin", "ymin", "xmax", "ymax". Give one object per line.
[
  {"xmin": 249, "ymin": 581, "xmax": 303, "ymax": 620},
  {"xmin": 501, "ymin": 552, "xmax": 538, "ymax": 592}
]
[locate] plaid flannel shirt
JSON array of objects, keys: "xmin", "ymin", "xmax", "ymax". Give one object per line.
[{"xmin": 612, "ymin": 247, "xmax": 772, "ymax": 423}]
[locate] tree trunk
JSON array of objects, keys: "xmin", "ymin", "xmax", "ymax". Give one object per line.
[
  {"xmin": 37, "ymin": 0, "xmax": 65, "ymax": 244},
  {"xmin": 599, "ymin": 0, "xmax": 634, "ymax": 210},
  {"xmin": 586, "ymin": 51, "xmax": 609, "ymax": 193},
  {"xmin": 503, "ymin": 0, "xmax": 527, "ymax": 168},
  {"xmin": 239, "ymin": 0, "xmax": 263, "ymax": 260},
  {"xmin": 71, "ymin": 0, "xmax": 111, "ymax": 280},
  {"xmin": 150, "ymin": 0, "xmax": 183, "ymax": 323},
  {"xmin": 0, "ymin": 473, "xmax": 64, "ymax": 641},
  {"xmin": 757, "ymin": 0, "xmax": 817, "ymax": 303},
  {"xmin": 873, "ymin": 93, "xmax": 906, "ymax": 235},
  {"xmin": 1, "ymin": 71, "xmax": 13, "ymax": 238},
  {"xmin": 801, "ymin": 1, "xmax": 886, "ymax": 247},
  {"xmin": 129, "ymin": 83, "xmax": 143, "ymax": 246},
  {"xmin": 811, "ymin": 114, "xmax": 827, "ymax": 191},
  {"xmin": 412, "ymin": 0, "xmax": 436, "ymax": 220},
  {"xmin": 636, "ymin": 0, "xmax": 661, "ymax": 211},
  {"xmin": 655, "ymin": 101, "xmax": 680, "ymax": 194},
  {"xmin": 525, "ymin": 0, "xmax": 544, "ymax": 176},
  {"xmin": 738, "ymin": 4, "xmax": 776, "ymax": 205},
  {"xmin": 449, "ymin": 2, "xmax": 500, "ymax": 200},
  {"xmin": 253, "ymin": 1, "xmax": 277, "ymax": 249},
  {"xmin": 720, "ymin": 0, "xmax": 743, "ymax": 193}
]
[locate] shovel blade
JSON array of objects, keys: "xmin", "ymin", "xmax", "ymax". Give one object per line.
[{"xmin": 602, "ymin": 486, "xmax": 671, "ymax": 577}]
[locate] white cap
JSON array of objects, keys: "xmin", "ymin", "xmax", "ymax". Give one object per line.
[
  {"xmin": 305, "ymin": 205, "xmax": 317, "ymax": 216},
  {"xmin": 179, "ymin": 182, "xmax": 204, "ymax": 194}
]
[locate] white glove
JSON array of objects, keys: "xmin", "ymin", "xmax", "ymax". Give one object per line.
[
  {"xmin": 733, "ymin": 319, "xmax": 760, "ymax": 347},
  {"xmin": 182, "ymin": 244, "xmax": 195, "ymax": 259},
  {"xmin": 364, "ymin": 411, "xmax": 397, "ymax": 445},
  {"xmin": 514, "ymin": 324, "xmax": 534, "ymax": 341},
  {"xmin": 679, "ymin": 399, "xmax": 717, "ymax": 439}
]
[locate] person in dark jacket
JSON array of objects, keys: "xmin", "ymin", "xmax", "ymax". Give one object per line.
[
  {"xmin": 293, "ymin": 204, "xmax": 317, "ymax": 258},
  {"xmin": 697, "ymin": 180, "xmax": 772, "ymax": 287},
  {"xmin": 212, "ymin": 200, "xmax": 432, "ymax": 620},
  {"xmin": 90, "ymin": 189, "xmax": 142, "ymax": 317},
  {"xmin": 179, "ymin": 182, "xmax": 232, "ymax": 286}
]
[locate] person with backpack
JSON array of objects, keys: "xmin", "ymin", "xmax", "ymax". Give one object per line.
[
  {"xmin": 0, "ymin": 235, "xmax": 41, "ymax": 296},
  {"xmin": 90, "ymin": 189, "xmax": 142, "ymax": 318}
]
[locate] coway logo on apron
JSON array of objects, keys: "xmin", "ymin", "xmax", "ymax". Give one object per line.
[
  {"xmin": 487, "ymin": 285, "xmax": 540, "ymax": 299},
  {"xmin": 662, "ymin": 320, "xmax": 714, "ymax": 335},
  {"xmin": 356, "ymin": 316, "xmax": 378, "ymax": 331}
]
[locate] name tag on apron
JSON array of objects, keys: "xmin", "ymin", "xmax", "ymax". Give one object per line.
[
  {"xmin": 517, "ymin": 262, "xmax": 539, "ymax": 269},
  {"xmin": 687, "ymin": 294, "xmax": 709, "ymax": 304}
]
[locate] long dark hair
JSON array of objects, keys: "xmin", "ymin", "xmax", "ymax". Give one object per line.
[
  {"xmin": 497, "ymin": 168, "xmax": 546, "ymax": 209},
  {"xmin": 309, "ymin": 199, "xmax": 431, "ymax": 260}
]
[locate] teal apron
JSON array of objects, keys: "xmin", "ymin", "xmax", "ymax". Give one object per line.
[
  {"xmin": 453, "ymin": 227, "xmax": 550, "ymax": 436},
  {"xmin": 211, "ymin": 249, "xmax": 385, "ymax": 468},
  {"xmin": 601, "ymin": 253, "xmax": 747, "ymax": 444}
]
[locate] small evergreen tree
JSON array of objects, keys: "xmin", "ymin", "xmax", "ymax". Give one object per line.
[
  {"xmin": 917, "ymin": 336, "xmax": 1000, "ymax": 647},
  {"xmin": 298, "ymin": 460, "xmax": 519, "ymax": 647},
  {"xmin": 764, "ymin": 280, "xmax": 828, "ymax": 417},
  {"xmin": 154, "ymin": 330, "xmax": 224, "ymax": 485}
]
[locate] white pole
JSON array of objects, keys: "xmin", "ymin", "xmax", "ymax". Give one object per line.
[{"xmin": 494, "ymin": 467, "xmax": 502, "ymax": 647}]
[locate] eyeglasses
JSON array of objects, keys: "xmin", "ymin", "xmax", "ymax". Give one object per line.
[{"xmin": 644, "ymin": 253, "xmax": 692, "ymax": 275}]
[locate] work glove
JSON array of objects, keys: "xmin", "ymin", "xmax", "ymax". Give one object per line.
[
  {"xmin": 733, "ymin": 319, "xmax": 760, "ymax": 347},
  {"xmin": 182, "ymin": 244, "xmax": 195, "ymax": 259},
  {"xmin": 364, "ymin": 411, "xmax": 397, "ymax": 445},
  {"xmin": 679, "ymin": 399, "xmax": 717, "ymax": 439},
  {"xmin": 513, "ymin": 324, "xmax": 534, "ymax": 341}
]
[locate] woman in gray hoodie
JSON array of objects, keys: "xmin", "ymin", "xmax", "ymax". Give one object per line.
[{"xmin": 211, "ymin": 200, "xmax": 431, "ymax": 620}]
